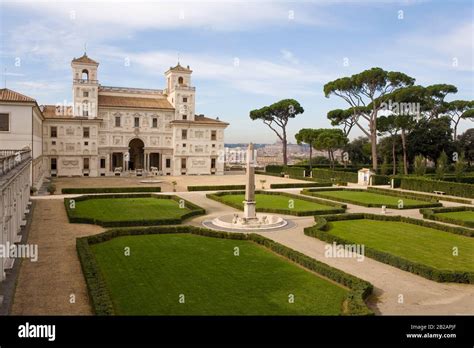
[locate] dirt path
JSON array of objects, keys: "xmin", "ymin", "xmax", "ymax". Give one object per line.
[{"xmin": 11, "ymin": 199, "xmax": 103, "ymax": 315}]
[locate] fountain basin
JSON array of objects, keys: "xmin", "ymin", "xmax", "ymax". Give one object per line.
[{"xmin": 205, "ymin": 213, "xmax": 288, "ymax": 231}]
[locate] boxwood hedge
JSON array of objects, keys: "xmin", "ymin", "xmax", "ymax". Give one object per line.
[
  {"xmin": 77, "ymin": 225, "xmax": 373, "ymax": 315},
  {"xmin": 311, "ymin": 169, "xmax": 358, "ymax": 183},
  {"xmin": 399, "ymin": 177, "xmax": 474, "ymax": 199},
  {"xmin": 187, "ymin": 184, "xmax": 245, "ymax": 191},
  {"xmin": 305, "ymin": 213, "xmax": 474, "ymax": 283},
  {"xmin": 269, "ymin": 182, "xmax": 332, "ymax": 189},
  {"xmin": 62, "ymin": 187, "xmax": 162, "ymax": 194},
  {"xmin": 65, "ymin": 194, "xmax": 205, "ymax": 227}
]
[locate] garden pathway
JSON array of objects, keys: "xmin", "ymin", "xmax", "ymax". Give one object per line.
[{"xmin": 11, "ymin": 199, "xmax": 103, "ymax": 315}]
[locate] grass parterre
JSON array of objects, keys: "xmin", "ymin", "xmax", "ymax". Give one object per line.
[
  {"xmin": 77, "ymin": 226, "xmax": 373, "ymax": 315},
  {"xmin": 420, "ymin": 206, "xmax": 474, "ymax": 228},
  {"xmin": 207, "ymin": 190, "xmax": 346, "ymax": 216},
  {"xmin": 301, "ymin": 188, "xmax": 442, "ymax": 209},
  {"xmin": 65, "ymin": 194, "xmax": 205, "ymax": 227},
  {"xmin": 305, "ymin": 213, "xmax": 474, "ymax": 283}
]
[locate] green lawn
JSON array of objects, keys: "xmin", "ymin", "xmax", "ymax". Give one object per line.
[
  {"xmin": 436, "ymin": 210, "xmax": 474, "ymax": 223},
  {"xmin": 70, "ymin": 197, "xmax": 192, "ymax": 223},
  {"xmin": 217, "ymin": 193, "xmax": 337, "ymax": 212},
  {"xmin": 327, "ymin": 219, "xmax": 474, "ymax": 272},
  {"xmin": 91, "ymin": 233, "xmax": 349, "ymax": 315},
  {"xmin": 308, "ymin": 190, "xmax": 437, "ymax": 208}
]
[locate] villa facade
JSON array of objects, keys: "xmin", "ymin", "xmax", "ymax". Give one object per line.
[{"xmin": 1, "ymin": 53, "xmax": 229, "ymax": 181}]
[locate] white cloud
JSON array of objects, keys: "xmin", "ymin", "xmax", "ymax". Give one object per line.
[
  {"xmin": 101, "ymin": 48, "xmax": 332, "ymax": 97},
  {"xmin": 280, "ymin": 49, "xmax": 299, "ymax": 64}
]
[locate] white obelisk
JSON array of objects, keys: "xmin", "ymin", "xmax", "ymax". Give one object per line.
[{"xmin": 243, "ymin": 143, "xmax": 257, "ymax": 221}]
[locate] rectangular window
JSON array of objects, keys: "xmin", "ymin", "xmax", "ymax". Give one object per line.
[
  {"xmin": 134, "ymin": 117, "xmax": 140, "ymax": 127},
  {"xmin": 182, "ymin": 114, "xmax": 187, "ymax": 120},
  {"xmin": 211, "ymin": 130, "xmax": 217, "ymax": 141},
  {"xmin": 0, "ymin": 113, "xmax": 9, "ymax": 131},
  {"xmin": 83, "ymin": 158, "xmax": 89, "ymax": 170},
  {"xmin": 51, "ymin": 126, "xmax": 57, "ymax": 138},
  {"xmin": 166, "ymin": 158, "xmax": 171, "ymax": 168},
  {"xmin": 100, "ymin": 158, "xmax": 106, "ymax": 169},
  {"xmin": 183, "ymin": 97, "xmax": 187, "ymax": 102},
  {"xmin": 83, "ymin": 127, "xmax": 90, "ymax": 138},
  {"xmin": 152, "ymin": 118, "xmax": 158, "ymax": 128},
  {"xmin": 182, "ymin": 143, "xmax": 186, "ymax": 147},
  {"xmin": 181, "ymin": 158, "xmax": 186, "ymax": 169},
  {"xmin": 211, "ymin": 158, "xmax": 216, "ymax": 169},
  {"xmin": 50, "ymin": 158, "xmax": 57, "ymax": 170},
  {"xmin": 84, "ymin": 141, "xmax": 89, "ymax": 146},
  {"xmin": 83, "ymin": 91, "xmax": 89, "ymax": 97},
  {"xmin": 181, "ymin": 129, "xmax": 187, "ymax": 139},
  {"xmin": 83, "ymin": 110, "xmax": 88, "ymax": 117},
  {"xmin": 115, "ymin": 116, "xmax": 121, "ymax": 127}
]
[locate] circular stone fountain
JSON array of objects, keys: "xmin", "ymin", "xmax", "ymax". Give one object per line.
[{"xmin": 203, "ymin": 143, "xmax": 291, "ymax": 232}]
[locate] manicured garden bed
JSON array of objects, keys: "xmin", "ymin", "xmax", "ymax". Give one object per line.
[
  {"xmin": 77, "ymin": 225, "xmax": 373, "ymax": 315},
  {"xmin": 301, "ymin": 188, "xmax": 441, "ymax": 209},
  {"xmin": 207, "ymin": 190, "xmax": 346, "ymax": 216},
  {"xmin": 305, "ymin": 213, "xmax": 474, "ymax": 283},
  {"xmin": 420, "ymin": 206, "xmax": 474, "ymax": 228},
  {"xmin": 65, "ymin": 194, "xmax": 205, "ymax": 227}
]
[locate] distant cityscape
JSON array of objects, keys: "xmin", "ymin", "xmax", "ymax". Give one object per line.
[{"xmin": 224, "ymin": 141, "xmax": 342, "ymax": 167}]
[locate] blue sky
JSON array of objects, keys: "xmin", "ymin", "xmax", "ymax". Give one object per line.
[{"xmin": 0, "ymin": 0, "xmax": 472, "ymax": 143}]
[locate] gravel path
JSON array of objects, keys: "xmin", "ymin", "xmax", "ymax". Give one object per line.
[{"xmin": 11, "ymin": 199, "xmax": 103, "ymax": 315}]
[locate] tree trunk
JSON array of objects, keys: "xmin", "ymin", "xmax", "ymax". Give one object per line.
[
  {"xmin": 453, "ymin": 118, "xmax": 459, "ymax": 140},
  {"xmin": 401, "ymin": 129, "xmax": 408, "ymax": 175},
  {"xmin": 370, "ymin": 117, "xmax": 378, "ymax": 170},
  {"xmin": 282, "ymin": 129, "xmax": 288, "ymax": 165},
  {"xmin": 392, "ymin": 138, "xmax": 396, "ymax": 175}
]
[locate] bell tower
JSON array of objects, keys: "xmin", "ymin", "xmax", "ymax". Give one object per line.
[
  {"xmin": 165, "ymin": 63, "xmax": 195, "ymax": 121},
  {"xmin": 71, "ymin": 53, "xmax": 99, "ymax": 118}
]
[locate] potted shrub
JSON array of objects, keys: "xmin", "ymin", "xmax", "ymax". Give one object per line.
[
  {"xmin": 171, "ymin": 181, "xmax": 177, "ymax": 192},
  {"xmin": 47, "ymin": 183, "xmax": 56, "ymax": 195},
  {"xmin": 30, "ymin": 186, "xmax": 38, "ymax": 196}
]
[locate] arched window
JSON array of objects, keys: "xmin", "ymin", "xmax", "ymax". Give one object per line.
[
  {"xmin": 82, "ymin": 69, "xmax": 89, "ymax": 80},
  {"xmin": 178, "ymin": 76, "xmax": 184, "ymax": 85}
]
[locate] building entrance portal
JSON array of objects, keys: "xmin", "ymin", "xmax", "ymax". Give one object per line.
[
  {"xmin": 150, "ymin": 153, "xmax": 161, "ymax": 170},
  {"xmin": 129, "ymin": 138, "xmax": 144, "ymax": 170}
]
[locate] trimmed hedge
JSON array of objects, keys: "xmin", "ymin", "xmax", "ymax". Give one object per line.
[
  {"xmin": 77, "ymin": 225, "xmax": 373, "ymax": 315},
  {"xmin": 269, "ymin": 182, "xmax": 332, "ymax": 189},
  {"xmin": 62, "ymin": 187, "xmax": 161, "ymax": 194},
  {"xmin": 265, "ymin": 165, "xmax": 284, "ymax": 174},
  {"xmin": 284, "ymin": 166, "xmax": 306, "ymax": 178},
  {"xmin": 370, "ymin": 175, "xmax": 390, "ymax": 186},
  {"xmin": 399, "ymin": 177, "xmax": 474, "ymax": 199},
  {"xmin": 207, "ymin": 190, "xmax": 346, "ymax": 216},
  {"xmin": 306, "ymin": 213, "xmax": 474, "ymax": 283},
  {"xmin": 65, "ymin": 194, "xmax": 205, "ymax": 227},
  {"xmin": 187, "ymin": 185, "xmax": 245, "ymax": 191},
  {"xmin": 311, "ymin": 169, "xmax": 358, "ymax": 183},
  {"xmin": 420, "ymin": 206, "xmax": 474, "ymax": 229},
  {"xmin": 301, "ymin": 188, "xmax": 442, "ymax": 209}
]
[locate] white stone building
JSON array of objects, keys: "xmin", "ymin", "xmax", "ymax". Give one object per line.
[
  {"xmin": 0, "ymin": 89, "xmax": 45, "ymax": 188},
  {"xmin": 17, "ymin": 53, "xmax": 228, "ymax": 178}
]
